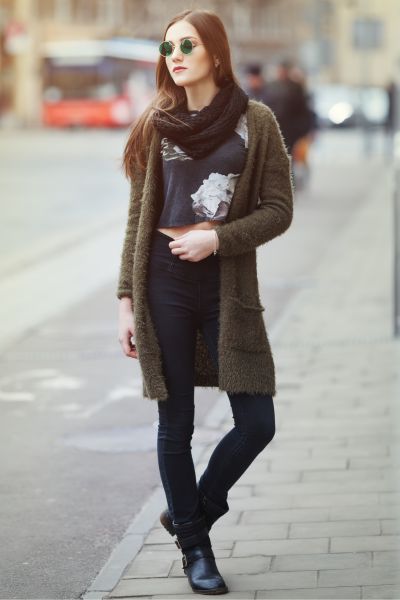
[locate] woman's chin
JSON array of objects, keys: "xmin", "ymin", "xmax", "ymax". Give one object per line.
[{"xmin": 173, "ymin": 76, "xmax": 190, "ymax": 85}]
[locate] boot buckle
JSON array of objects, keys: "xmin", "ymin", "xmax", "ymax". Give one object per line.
[
  {"xmin": 182, "ymin": 553, "xmax": 188, "ymax": 569},
  {"xmin": 174, "ymin": 539, "xmax": 181, "ymax": 550}
]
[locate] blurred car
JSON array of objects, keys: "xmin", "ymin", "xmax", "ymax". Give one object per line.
[{"xmin": 311, "ymin": 83, "xmax": 389, "ymax": 128}]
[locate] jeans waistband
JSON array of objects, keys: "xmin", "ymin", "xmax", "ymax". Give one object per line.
[{"xmin": 150, "ymin": 229, "xmax": 220, "ymax": 278}]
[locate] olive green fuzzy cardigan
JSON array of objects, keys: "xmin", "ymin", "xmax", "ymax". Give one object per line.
[{"xmin": 117, "ymin": 99, "xmax": 294, "ymax": 401}]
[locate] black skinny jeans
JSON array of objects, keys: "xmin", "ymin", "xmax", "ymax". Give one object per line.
[{"xmin": 147, "ymin": 229, "xmax": 276, "ymax": 525}]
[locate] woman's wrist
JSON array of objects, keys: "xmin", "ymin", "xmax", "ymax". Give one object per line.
[{"xmin": 119, "ymin": 296, "xmax": 133, "ymax": 311}]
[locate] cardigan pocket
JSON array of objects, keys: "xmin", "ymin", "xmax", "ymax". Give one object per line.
[{"xmin": 226, "ymin": 295, "xmax": 268, "ymax": 353}]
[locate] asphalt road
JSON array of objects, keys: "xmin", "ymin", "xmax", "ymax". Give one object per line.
[{"xmin": 0, "ymin": 126, "xmax": 389, "ymax": 598}]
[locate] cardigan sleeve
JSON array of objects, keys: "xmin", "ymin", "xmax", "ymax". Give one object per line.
[
  {"xmin": 213, "ymin": 109, "xmax": 294, "ymax": 257},
  {"xmin": 116, "ymin": 164, "xmax": 145, "ymax": 300}
]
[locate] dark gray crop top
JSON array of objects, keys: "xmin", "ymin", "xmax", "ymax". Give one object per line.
[{"xmin": 157, "ymin": 111, "xmax": 248, "ymax": 227}]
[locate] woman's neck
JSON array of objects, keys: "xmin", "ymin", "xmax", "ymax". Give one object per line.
[{"xmin": 184, "ymin": 82, "xmax": 221, "ymax": 112}]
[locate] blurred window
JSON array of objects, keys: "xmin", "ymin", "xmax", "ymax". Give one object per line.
[
  {"xmin": 72, "ymin": 0, "xmax": 96, "ymax": 23},
  {"xmin": 352, "ymin": 18, "xmax": 384, "ymax": 50},
  {"xmin": 37, "ymin": 0, "xmax": 54, "ymax": 19},
  {"xmin": 54, "ymin": 0, "xmax": 72, "ymax": 21}
]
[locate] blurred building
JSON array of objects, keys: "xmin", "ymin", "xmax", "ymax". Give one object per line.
[{"xmin": 0, "ymin": 0, "xmax": 399, "ymax": 127}]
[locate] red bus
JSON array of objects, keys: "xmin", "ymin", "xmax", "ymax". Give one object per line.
[{"xmin": 41, "ymin": 38, "xmax": 158, "ymax": 128}]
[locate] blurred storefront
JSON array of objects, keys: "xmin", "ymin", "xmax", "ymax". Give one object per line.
[{"xmin": 0, "ymin": 0, "xmax": 399, "ymax": 128}]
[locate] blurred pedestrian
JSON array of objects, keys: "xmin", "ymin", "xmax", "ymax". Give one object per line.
[
  {"xmin": 243, "ymin": 62, "xmax": 270, "ymax": 105},
  {"xmin": 263, "ymin": 58, "xmax": 314, "ymax": 155},
  {"xmin": 290, "ymin": 65, "xmax": 318, "ymax": 189},
  {"xmin": 117, "ymin": 7, "xmax": 293, "ymax": 596}
]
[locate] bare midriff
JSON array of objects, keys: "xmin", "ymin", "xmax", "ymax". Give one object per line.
[{"xmin": 157, "ymin": 220, "xmax": 224, "ymax": 240}]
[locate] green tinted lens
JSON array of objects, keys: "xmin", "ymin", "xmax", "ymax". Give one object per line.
[
  {"xmin": 181, "ymin": 38, "xmax": 193, "ymax": 54},
  {"xmin": 159, "ymin": 41, "xmax": 172, "ymax": 57}
]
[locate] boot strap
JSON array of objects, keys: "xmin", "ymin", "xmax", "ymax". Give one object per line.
[
  {"xmin": 177, "ymin": 530, "xmax": 209, "ymax": 550},
  {"xmin": 181, "ymin": 546, "xmax": 215, "ymax": 569}
]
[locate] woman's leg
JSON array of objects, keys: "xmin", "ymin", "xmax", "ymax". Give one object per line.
[
  {"xmin": 198, "ymin": 391, "xmax": 275, "ymax": 509},
  {"xmin": 199, "ymin": 297, "xmax": 276, "ymax": 511},
  {"xmin": 147, "ymin": 233, "xmax": 202, "ymax": 525},
  {"xmin": 148, "ymin": 233, "xmax": 229, "ymax": 594}
]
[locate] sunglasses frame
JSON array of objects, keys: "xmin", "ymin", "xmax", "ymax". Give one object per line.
[{"xmin": 159, "ymin": 38, "xmax": 201, "ymax": 57}]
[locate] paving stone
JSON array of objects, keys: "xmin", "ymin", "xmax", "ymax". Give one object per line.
[
  {"xmin": 255, "ymin": 586, "xmax": 361, "ymax": 598},
  {"xmin": 241, "ymin": 507, "xmax": 329, "ymax": 524},
  {"xmin": 263, "ymin": 448, "xmax": 311, "ymax": 458},
  {"xmin": 318, "ymin": 407, "xmax": 388, "ymax": 417},
  {"xmin": 229, "ymin": 484, "xmax": 253, "ymax": 498},
  {"xmin": 379, "ymin": 493, "xmax": 400, "ymax": 505},
  {"xmin": 372, "ymin": 551, "xmax": 400, "ymax": 568},
  {"xmin": 329, "ymin": 505, "xmax": 399, "ymax": 521},
  {"xmin": 268, "ymin": 458, "xmax": 347, "ymax": 471},
  {"xmin": 229, "ymin": 496, "xmax": 294, "ymax": 510},
  {"xmin": 350, "ymin": 457, "xmax": 399, "ymax": 469},
  {"xmin": 107, "ymin": 577, "xmax": 194, "ymax": 597},
  {"xmin": 331, "ymin": 536, "xmax": 400, "ymax": 553},
  {"xmin": 143, "ymin": 530, "xmax": 177, "ymax": 545},
  {"xmin": 272, "ymin": 552, "xmax": 371, "ymax": 571},
  {"xmin": 318, "ymin": 566, "xmax": 400, "ymax": 587},
  {"xmin": 238, "ymin": 470, "xmax": 302, "ymax": 484},
  {"xmin": 233, "ymin": 538, "xmax": 328, "ymax": 557},
  {"xmin": 124, "ymin": 556, "xmax": 173, "ymax": 578},
  {"xmin": 267, "ymin": 440, "xmax": 347, "ymax": 449},
  {"xmin": 223, "ymin": 571, "xmax": 317, "ymax": 591},
  {"xmin": 210, "ymin": 523, "xmax": 288, "ymax": 541},
  {"xmin": 133, "ymin": 548, "xmax": 183, "ymax": 560},
  {"xmin": 381, "ymin": 519, "xmax": 400, "ymax": 534},
  {"xmin": 302, "ymin": 469, "xmax": 393, "ymax": 481},
  {"xmin": 361, "ymin": 584, "xmax": 400, "ymax": 598},
  {"xmin": 291, "ymin": 492, "xmax": 380, "ymax": 507},
  {"xmin": 255, "ymin": 480, "xmax": 396, "ymax": 496},
  {"xmin": 289, "ymin": 520, "xmax": 380, "ymax": 538}
]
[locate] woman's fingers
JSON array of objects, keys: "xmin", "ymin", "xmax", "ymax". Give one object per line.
[{"xmin": 168, "ymin": 230, "xmax": 214, "ymax": 261}]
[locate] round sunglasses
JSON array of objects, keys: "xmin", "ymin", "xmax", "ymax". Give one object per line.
[{"xmin": 159, "ymin": 38, "xmax": 202, "ymax": 57}]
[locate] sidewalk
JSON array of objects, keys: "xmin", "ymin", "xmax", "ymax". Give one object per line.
[{"xmin": 85, "ymin": 159, "xmax": 400, "ymax": 599}]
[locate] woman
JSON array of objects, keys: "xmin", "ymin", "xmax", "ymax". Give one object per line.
[{"xmin": 117, "ymin": 8, "xmax": 294, "ymax": 595}]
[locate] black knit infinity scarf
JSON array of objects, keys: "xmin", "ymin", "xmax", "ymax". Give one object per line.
[{"xmin": 151, "ymin": 80, "xmax": 249, "ymax": 160}]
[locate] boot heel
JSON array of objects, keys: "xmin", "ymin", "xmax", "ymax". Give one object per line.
[{"xmin": 160, "ymin": 509, "xmax": 176, "ymax": 536}]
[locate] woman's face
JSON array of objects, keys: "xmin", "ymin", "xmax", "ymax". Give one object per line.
[{"xmin": 163, "ymin": 21, "xmax": 215, "ymax": 87}]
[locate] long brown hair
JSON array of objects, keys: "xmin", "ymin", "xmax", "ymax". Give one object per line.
[{"xmin": 121, "ymin": 8, "xmax": 240, "ymax": 180}]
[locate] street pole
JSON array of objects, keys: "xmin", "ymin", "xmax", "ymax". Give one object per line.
[
  {"xmin": 393, "ymin": 0, "xmax": 400, "ymax": 336},
  {"xmin": 394, "ymin": 70, "xmax": 400, "ymax": 337}
]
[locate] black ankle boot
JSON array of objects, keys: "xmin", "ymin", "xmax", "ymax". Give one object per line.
[
  {"xmin": 173, "ymin": 514, "xmax": 228, "ymax": 595},
  {"xmin": 159, "ymin": 484, "xmax": 229, "ymax": 537}
]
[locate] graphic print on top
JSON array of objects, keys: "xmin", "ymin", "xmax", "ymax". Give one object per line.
[{"xmin": 157, "ymin": 111, "xmax": 248, "ymax": 227}]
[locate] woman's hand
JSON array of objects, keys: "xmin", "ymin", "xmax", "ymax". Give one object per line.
[
  {"xmin": 168, "ymin": 229, "xmax": 218, "ymax": 261},
  {"xmin": 118, "ymin": 298, "xmax": 138, "ymax": 359}
]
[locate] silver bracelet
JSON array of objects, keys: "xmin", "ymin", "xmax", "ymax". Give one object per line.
[{"xmin": 213, "ymin": 229, "xmax": 219, "ymax": 255}]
